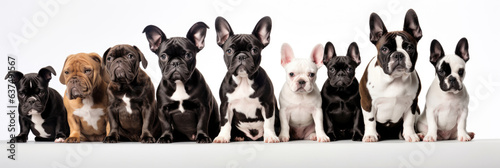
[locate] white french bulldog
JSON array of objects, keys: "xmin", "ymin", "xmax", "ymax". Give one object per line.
[
  {"xmin": 278, "ymin": 43, "xmax": 330, "ymax": 142},
  {"xmin": 417, "ymin": 38, "xmax": 475, "ymax": 142}
]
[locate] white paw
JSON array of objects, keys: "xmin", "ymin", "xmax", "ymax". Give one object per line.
[
  {"xmin": 423, "ymin": 134, "xmax": 437, "ymax": 142},
  {"xmin": 278, "ymin": 134, "xmax": 290, "ymax": 142},
  {"xmin": 54, "ymin": 138, "xmax": 65, "ymax": 143},
  {"xmin": 307, "ymin": 133, "xmax": 317, "ymax": 141},
  {"xmin": 362, "ymin": 130, "xmax": 379, "ymax": 142},
  {"xmin": 316, "ymin": 134, "xmax": 330, "ymax": 142},
  {"xmin": 264, "ymin": 135, "xmax": 280, "ymax": 143},
  {"xmin": 458, "ymin": 132, "xmax": 471, "ymax": 142},
  {"xmin": 213, "ymin": 135, "xmax": 230, "ymax": 143},
  {"xmin": 404, "ymin": 133, "xmax": 420, "ymax": 142}
]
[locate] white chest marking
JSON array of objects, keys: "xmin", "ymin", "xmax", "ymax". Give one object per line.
[
  {"xmin": 122, "ymin": 94, "xmax": 133, "ymax": 114},
  {"xmin": 226, "ymin": 76, "xmax": 262, "ymax": 118},
  {"xmin": 73, "ymin": 97, "xmax": 105, "ymax": 130},
  {"xmin": 171, "ymin": 80, "xmax": 190, "ymax": 113},
  {"xmin": 30, "ymin": 110, "xmax": 50, "ymax": 138}
]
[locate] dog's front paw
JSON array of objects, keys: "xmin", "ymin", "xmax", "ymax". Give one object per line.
[
  {"xmin": 362, "ymin": 132, "xmax": 379, "ymax": 142},
  {"xmin": 65, "ymin": 137, "xmax": 80, "ymax": 143},
  {"xmin": 14, "ymin": 135, "xmax": 28, "ymax": 143},
  {"xmin": 54, "ymin": 138, "xmax": 65, "ymax": 143},
  {"xmin": 327, "ymin": 133, "xmax": 338, "ymax": 141},
  {"xmin": 458, "ymin": 132, "xmax": 472, "ymax": 142},
  {"xmin": 316, "ymin": 134, "xmax": 330, "ymax": 142},
  {"xmin": 264, "ymin": 135, "xmax": 280, "ymax": 143},
  {"xmin": 157, "ymin": 135, "xmax": 173, "ymax": 143},
  {"xmin": 404, "ymin": 133, "xmax": 420, "ymax": 142},
  {"xmin": 423, "ymin": 134, "xmax": 437, "ymax": 142},
  {"xmin": 140, "ymin": 136, "xmax": 156, "ymax": 143},
  {"xmin": 103, "ymin": 136, "xmax": 118, "ymax": 143},
  {"xmin": 278, "ymin": 133, "xmax": 290, "ymax": 142},
  {"xmin": 213, "ymin": 135, "xmax": 230, "ymax": 143},
  {"xmin": 196, "ymin": 134, "xmax": 212, "ymax": 143}
]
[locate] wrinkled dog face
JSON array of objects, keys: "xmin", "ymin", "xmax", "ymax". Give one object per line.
[
  {"xmin": 430, "ymin": 38, "xmax": 470, "ymax": 93},
  {"xmin": 281, "ymin": 43, "xmax": 323, "ymax": 93},
  {"xmin": 103, "ymin": 45, "xmax": 147, "ymax": 84},
  {"xmin": 5, "ymin": 66, "xmax": 56, "ymax": 115},
  {"xmin": 59, "ymin": 53, "xmax": 107, "ymax": 99},
  {"xmin": 215, "ymin": 16, "xmax": 272, "ymax": 78},
  {"xmin": 143, "ymin": 22, "xmax": 208, "ymax": 83},
  {"xmin": 323, "ymin": 42, "xmax": 361, "ymax": 88}
]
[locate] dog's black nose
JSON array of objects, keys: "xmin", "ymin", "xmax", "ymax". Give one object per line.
[
  {"xmin": 298, "ymin": 80, "xmax": 306, "ymax": 85},
  {"xmin": 27, "ymin": 97, "xmax": 36, "ymax": 104},
  {"xmin": 171, "ymin": 59, "xmax": 181, "ymax": 67},
  {"xmin": 449, "ymin": 76, "xmax": 457, "ymax": 82},
  {"xmin": 393, "ymin": 52, "xmax": 404, "ymax": 60},
  {"xmin": 238, "ymin": 54, "xmax": 248, "ymax": 61}
]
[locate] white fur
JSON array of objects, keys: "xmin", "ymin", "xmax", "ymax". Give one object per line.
[
  {"xmin": 362, "ymin": 56, "xmax": 420, "ymax": 142},
  {"xmin": 388, "ymin": 36, "xmax": 413, "ymax": 78},
  {"xmin": 170, "ymin": 80, "xmax": 190, "ymax": 113},
  {"xmin": 122, "ymin": 94, "xmax": 133, "ymax": 114},
  {"xmin": 278, "ymin": 44, "xmax": 329, "ymax": 142},
  {"xmin": 29, "ymin": 110, "xmax": 50, "ymax": 138},
  {"xmin": 73, "ymin": 97, "xmax": 105, "ymax": 130},
  {"xmin": 417, "ymin": 55, "xmax": 470, "ymax": 141}
]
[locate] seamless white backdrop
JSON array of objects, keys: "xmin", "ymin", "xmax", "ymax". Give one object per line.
[{"xmin": 1, "ymin": 0, "xmax": 499, "ymax": 140}]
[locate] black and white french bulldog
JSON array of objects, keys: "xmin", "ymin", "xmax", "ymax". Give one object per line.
[
  {"xmin": 5, "ymin": 66, "xmax": 69, "ymax": 142},
  {"xmin": 102, "ymin": 44, "xmax": 161, "ymax": 143},
  {"xmin": 143, "ymin": 22, "xmax": 220, "ymax": 143},
  {"xmin": 321, "ymin": 42, "xmax": 364, "ymax": 141},
  {"xmin": 359, "ymin": 9, "xmax": 422, "ymax": 142},
  {"xmin": 417, "ymin": 38, "xmax": 475, "ymax": 141},
  {"xmin": 213, "ymin": 16, "xmax": 280, "ymax": 143}
]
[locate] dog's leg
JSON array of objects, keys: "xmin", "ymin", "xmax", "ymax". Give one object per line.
[
  {"xmin": 263, "ymin": 104, "xmax": 279, "ymax": 143},
  {"xmin": 195, "ymin": 105, "xmax": 212, "ymax": 143},
  {"xmin": 213, "ymin": 102, "xmax": 232, "ymax": 143},
  {"xmin": 457, "ymin": 108, "xmax": 472, "ymax": 142},
  {"xmin": 362, "ymin": 108, "xmax": 378, "ymax": 142},
  {"xmin": 278, "ymin": 107, "xmax": 290, "ymax": 142},
  {"xmin": 312, "ymin": 107, "xmax": 329, "ymax": 142},
  {"xmin": 402, "ymin": 109, "xmax": 420, "ymax": 142},
  {"xmin": 423, "ymin": 107, "xmax": 438, "ymax": 142}
]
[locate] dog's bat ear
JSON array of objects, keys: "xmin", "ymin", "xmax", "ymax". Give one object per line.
[
  {"xmin": 38, "ymin": 66, "xmax": 56, "ymax": 82},
  {"xmin": 133, "ymin": 46, "xmax": 148, "ymax": 69},
  {"xmin": 187, "ymin": 22, "xmax": 209, "ymax": 51},
  {"xmin": 430, "ymin": 39, "xmax": 445, "ymax": 66},
  {"xmin": 280, "ymin": 43, "xmax": 295, "ymax": 67},
  {"xmin": 403, "ymin": 9, "xmax": 422, "ymax": 42},
  {"xmin": 215, "ymin": 16, "xmax": 234, "ymax": 47},
  {"xmin": 89, "ymin": 53, "xmax": 110, "ymax": 83},
  {"xmin": 59, "ymin": 56, "xmax": 69, "ymax": 84},
  {"xmin": 323, "ymin": 42, "xmax": 336, "ymax": 65},
  {"xmin": 347, "ymin": 42, "xmax": 361, "ymax": 66},
  {"xmin": 369, "ymin": 12, "xmax": 387, "ymax": 45},
  {"xmin": 455, "ymin": 37, "xmax": 469, "ymax": 62},
  {"xmin": 102, "ymin": 47, "xmax": 111, "ymax": 67},
  {"xmin": 311, "ymin": 44, "xmax": 324, "ymax": 68},
  {"xmin": 252, "ymin": 16, "xmax": 272, "ymax": 47},
  {"xmin": 143, "ymin": 25, "xmax": 167, "ymax": 53},
  {"xmin": 5, "ymin": 71, "xmax": 24, "ymax": 86}
]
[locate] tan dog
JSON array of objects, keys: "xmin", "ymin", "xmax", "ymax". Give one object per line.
[{"xmin": 59, "ymin": 53, "xmax": 110, "ymax": 142}]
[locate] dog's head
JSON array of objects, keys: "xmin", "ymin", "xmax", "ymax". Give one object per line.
[
  {"xmin": 215, "ymin": 16, "xmax": 272, "ymax": 78},
  {"xmin": 370, "ymin": 9, "xmax": 422, "ymax": 78},
  {"xmin": 143, "ymin": 22, "xmax": 208, "ymax": 83},
  {"xmin": 59, "ymin": 53, "xmax": 110, "ymax": 99},
  {"xmin": 5, "ymin": 66, "xmax": 56, "ymax": 116},
  {"xmin": 281, "ymin": 43, "xmax": 323, "ymax": 93},
  {"xmin": 323, "ymin": 42, "xmax": 361, "ymax": 88},
  {"xmin": 430, "ymin": 38, "xmax": 469, "ymax": 93},
  {"xmin": 103, "ymin": 44, "xmax": 147, "ymax": 84}
]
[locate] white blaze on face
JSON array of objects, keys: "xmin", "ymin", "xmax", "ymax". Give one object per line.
[{"xmin": 395, "ymin": 35, "xmax": 413, "ymax": 70}]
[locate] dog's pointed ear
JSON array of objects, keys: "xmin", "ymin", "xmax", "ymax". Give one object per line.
[
  {"xmin": 215, "ymin": 16, "xmax": 234, "ymax": 47},
  {"xmin": 5, "ymin": 71, "xmax": 24, "ymax": 86},
  {"xmin": 455, "ymin": 37, "xmax": 469, "ymax": 62},
  {"xmin": 370, "ymin": 12, "xmax": 388, "ymax": 45},
  {"xmin": 38, "ymin": 66, "xmax": 56, "ymax": 82},
  {"xmin": 311, "ymin": 44, "xmax": 324, "ymax": 68},
  {"xmin": 59, "ymin": 56, "xmax": 69, "ymax": 84},
  {"xmin": 134, "ymin": 45, "xmax": 148, "ymax": 69},
  {"xmin": 323, "ymin": 42, "xmax": 336, "ymax": 65},
  {"xmin": 281, "ymin": 43, "xmax": 295, "ymax": 67},
  {"xmin": 89, "ymin": 53, "xmax": 110, "ymax": 83},
  {"xmin": 403, "ymin": 9, "xmax": 422, "ymax": 42},
  {"xmin": 430, "ymin": 39, "xmax": 445, "ymax": 66},
  {"xmin": 252, "ymin": 16, "xmax": 272, "ymax": 47},
  {"xmin": 347, "ymin": 42, "xmax": 361, "ymax": 66},
  {"xmin": 143, "ymin": 25, "xmax": 167, "ymax": 53},
  {"xmin": 102, "ymin": 47, "xmax": 111, "ymax": 67},
  {"xmin": 187, "ymin": 22, "xmax": 209, "ymax": 51}
]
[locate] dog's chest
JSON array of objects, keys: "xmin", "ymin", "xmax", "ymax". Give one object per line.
[
  {"xmin": 73, "ymin": 98, "xmax": 105, "ymax": 130},
  {"xmin": 226, "ymin": 77, "xmax": 262, "ymax": 119},
  {"xmin": 428, "ymin": 85, "xmax": 469, "ymax": 130},
  {"xmin": 169, "ymin": 81, "xmax": 190, "ymax": 113},
  {"xmin": 29, "ymin": 110, "xmax": 50, "ymax": 138}
]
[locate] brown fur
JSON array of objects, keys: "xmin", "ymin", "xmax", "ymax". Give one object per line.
[
  {"xmin": 359, "ymin": 57, "xmax": 374, "ymax": 112},
  {"xmin": 60, "ymin": 53, "xmax": 110, "ymax": 142}
]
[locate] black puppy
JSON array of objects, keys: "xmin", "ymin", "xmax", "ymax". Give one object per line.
[
  {"xmin": 102, "ymin": 44, "xmax": 160, "ymax": 143},
  {"xmin": 213, "ymin": 16, "xmax": 280, "ymax": 143},
  {"xmin": 321, "ymin": 42, "xmax": 364, "ymax": 141},
  {"xmin": 5, "ymin": 66, "xmax": 69, "ymax": 142},
  {"xmin": 143, "ymin": 22, "xmax": 220, "ymax": 143}
]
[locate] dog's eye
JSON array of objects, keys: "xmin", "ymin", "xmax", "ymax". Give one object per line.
[
  {"xmin": 289, "ymin": 72, "xmax": 294, "ymax": 77},
  {"xmin": 458, "ymin": 69, "xmax": 464, "ymax": 76},
  {"xmin": 438, "ymin": 69, "xmax": 445, "ymax": 75},
  {"xmin": 309, "ymin": 73, "xmax": 315, "ymax": 77},
  {"xmin": 39, "ymin": 91, "xmax": 45, "ymax": 96},
  {"xmin": 160, "ymin": 53, "xmax": 167, "ymax": 60},
  {"xmin": 381, "ymin": 47, "xmax": 389, "ymax": 53},
  {"xmin": 127, "ymin": 54, "xmax": 133, "ymax": 59},
  {"xmin": 251, "ymin": 47, "xmax": 258, "ymax": 54},
  {"xmin": 226, "ymin": 49, "xmax": 232, "ymax": 55},
  {"xmin": 18, "ymin": 93, "xmax": 25, "ymax": 98},
  {"xmin": 84, "ymin": 69, "xmax": 91, "ymax": 74},
  {"xmin": 185, "ymin": 53, "xmax": 193, "ymax": 60},
  {"xmin": 329, "ymin": 67, "xmax": 335, "ymax": 72},
  {"xmin": 64, "ymin": 71, "xmax": 69, "ymax": 75},
  {"xmin": 347, "ymin": 67, "xmax": 353, "ymax": 72},
  {"xmin": 406, "ymin": 44, "xmax": 414, "ymax": 51},
  {"xmin": 107, "ymin": 57, "xmax": 113, "ymax": 61}
]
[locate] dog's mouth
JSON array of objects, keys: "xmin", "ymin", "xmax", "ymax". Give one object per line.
[
  {"xmin": 330, "ymin": 78, "xmax": 353, "ymax": 88},
  {"xmin": 69, "ymin": 87, "xmax": 88, "ymax": 99}
]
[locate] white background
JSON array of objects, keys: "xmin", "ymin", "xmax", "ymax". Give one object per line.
[{"xmin": 1, "ymin": 0, "xmax": 499, "ymax": 141}]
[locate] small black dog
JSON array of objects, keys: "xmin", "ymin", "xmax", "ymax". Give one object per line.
[
  {"xmin": 5, "ymin": 66, "xmax": 69, "ymax": 142},
  {"xmin": 321, "ymin": 42, "xmax": 364, "ymax": 141}
]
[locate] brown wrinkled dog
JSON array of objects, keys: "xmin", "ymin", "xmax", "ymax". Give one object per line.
[{"xmin": 60, "ymin": 53, "xmax": 110, "ymax": 142}]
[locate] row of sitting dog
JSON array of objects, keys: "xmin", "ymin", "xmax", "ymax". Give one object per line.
[{"xmin": 5, "ymin": 9, "xmax": 474, "ymax": 143}]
